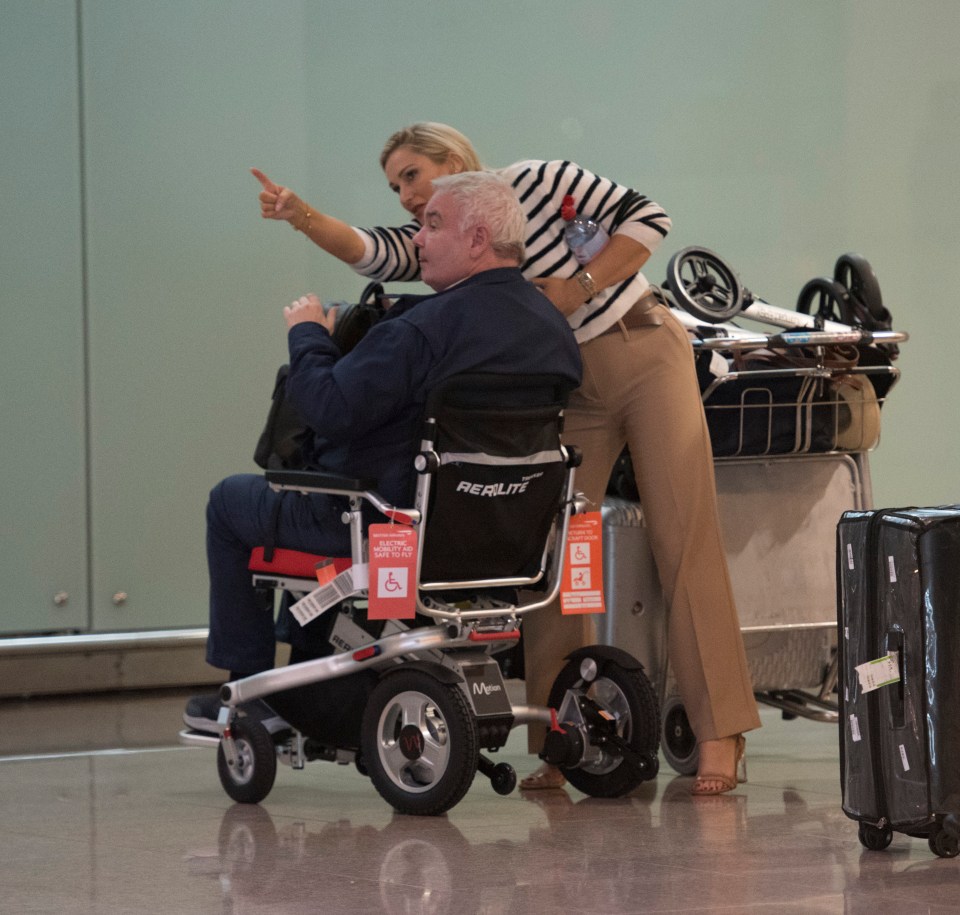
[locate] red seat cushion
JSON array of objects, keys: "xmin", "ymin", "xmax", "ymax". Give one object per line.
[{"xmin": 248, "ymin": 547, "xmax": 351, "ymax": 579}]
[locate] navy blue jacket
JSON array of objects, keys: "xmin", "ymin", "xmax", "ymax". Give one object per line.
[{"xmin": 285, "ymin": 267, "xmax": 582, "ymax": 508}]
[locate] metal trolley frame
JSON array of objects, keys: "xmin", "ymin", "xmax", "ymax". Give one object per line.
[{"xmin": 600, "ymin": 314, "xmax": 908, "ymax": 774}]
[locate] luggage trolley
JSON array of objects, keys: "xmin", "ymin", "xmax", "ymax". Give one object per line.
[{"xmin": 600, "ymin": 248, "xmax": 909, "ymax": 775}]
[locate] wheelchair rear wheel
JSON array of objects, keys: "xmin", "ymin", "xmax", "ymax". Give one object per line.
[
  {"xmin": 217, "ymin": 718, "xmax": 278, "ymax": 805},
  {"xmin": 361, "ymin": 669, "xmax": 479, "ymax": 816},
  {"xmin": 548, "ymin": 653, "xmax": 660, "ymax": 797}
]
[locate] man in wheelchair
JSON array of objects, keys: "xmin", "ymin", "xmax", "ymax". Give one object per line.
[{"xmin": 184, "ymin": 171, "xmax": 582, "ymax": 733}]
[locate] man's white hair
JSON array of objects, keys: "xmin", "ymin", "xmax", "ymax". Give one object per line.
[{"xmin": 430, "ymin": 171, "xmax": 525, "ymax": 263}]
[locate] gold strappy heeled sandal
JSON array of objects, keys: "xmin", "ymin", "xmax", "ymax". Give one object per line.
[{"xmin": 691, "ymin": 734, "xmax": 746, "ymax": 796}]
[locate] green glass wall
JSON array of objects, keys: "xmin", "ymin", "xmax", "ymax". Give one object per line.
[{"xmin": 2, "ymin": 0, "xmax": 958, "ymax": 634}]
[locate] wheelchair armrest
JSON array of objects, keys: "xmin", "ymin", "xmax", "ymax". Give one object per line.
[
  {"xmin": 265, "ymin": 469, "xmax": 419, "ymax": 523},
  {"xmin": 265, "ymin": 469, "xmax": 377, "ymax": 494}
]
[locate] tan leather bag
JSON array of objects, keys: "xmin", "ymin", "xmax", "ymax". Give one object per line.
[{"xmin": 833, "ymin": 374, "xmax": 881, "ymax": 451}]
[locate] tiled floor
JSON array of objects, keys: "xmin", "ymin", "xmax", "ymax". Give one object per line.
[{"xmin": 1, "ymin": 688, "xmax": 957, "ymax": 914}]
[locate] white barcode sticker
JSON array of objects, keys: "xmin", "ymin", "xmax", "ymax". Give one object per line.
[
  {"xmin": 899, "ymin": 744, "xmax": 910, "ymax": 772},
  {"xmin": 290, "ymin": 565, "xmax": 365, "ymax": 626},
  {"xmin": 849, "ymin": 714, "xmax": 862, "ymax": 743},
  {"xmin": 855, "ymin": 653, "xmax": 900, "ymax": 693},
  {"xmin": 888, "ymin": 555, "xmax": 897, "ymax": 583},
  {"xmin": 847, "ymin": 542, "xmax": 855, "ymax": 570}
]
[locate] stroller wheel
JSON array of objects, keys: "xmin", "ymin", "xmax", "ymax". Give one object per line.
[
  {"xmin": 217, "ymin": 718, "xmax": 277, "ymax": 805},
  {"xmin": 361, "ymin": 669, "xmax": 479, "ymax": 816},
  {"xmin": 834, "ymin": 253, "xmax": 884, "ymax": 324},
  {"xmin": 664, "ymin": 247, "xmax": 746, "ymax": 323},
  {"xmin": 796, "ymin": 276, "xmax": 853, "ymax": 325}
]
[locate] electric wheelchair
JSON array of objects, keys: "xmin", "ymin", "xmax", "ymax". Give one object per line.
[{"xmin": 181, "ymin": 373, "xmax": 660, "ymax": 815}]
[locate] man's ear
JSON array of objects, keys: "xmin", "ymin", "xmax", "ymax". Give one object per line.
[{"xmin": 469, "ymin": 223, "xmax": 491, "ymax": 258}]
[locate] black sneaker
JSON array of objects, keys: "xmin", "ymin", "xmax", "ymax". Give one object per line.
[
  {"xmin": 183, "ymin": 693, "xmax": 223, "ymax": 734},
  {"xmin": 183, "ymin": 692, "xmax": 290, "ymax": 736}
]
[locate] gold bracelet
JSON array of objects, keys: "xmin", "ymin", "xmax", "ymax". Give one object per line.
[
  {"xmin": 292, "ymin": 207, "xmax": 313, "ymax": 233},
  {"xmin": 575, "ymin": 270, "xmax": 598, "ymax": 300}
]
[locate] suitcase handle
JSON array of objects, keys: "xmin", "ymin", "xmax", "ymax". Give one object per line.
[{"xmin": 885, "ymin": 627, "xmax": 906, "ymax": 729}]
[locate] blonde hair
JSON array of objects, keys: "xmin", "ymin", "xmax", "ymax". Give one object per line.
[
  {"xmin": 379, "ymin": 122, "xmax": 483, "ymax": 172},
  {"xmin": 430, "ymin": 172, "xmax": 525, "ymax": 263}
]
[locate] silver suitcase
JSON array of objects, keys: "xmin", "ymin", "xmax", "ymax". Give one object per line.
[{"xmin": 598, "ymin": 498, "xmax": 669, "ymax": 701}]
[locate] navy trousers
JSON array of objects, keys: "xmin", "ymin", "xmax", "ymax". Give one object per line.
[{"xmin": 205, "ymin": 473, "xmax": 350, "ymax": 674}]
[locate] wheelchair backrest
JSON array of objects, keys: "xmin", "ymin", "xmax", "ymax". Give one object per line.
[{"xmin": 416, "ymin": 373, "xmax": 573, "ymax": 587}]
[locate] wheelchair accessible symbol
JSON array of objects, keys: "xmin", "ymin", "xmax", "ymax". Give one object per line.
[{"xmin": 378, "ymin": 567, "xmax": 408, "ymax": 597}]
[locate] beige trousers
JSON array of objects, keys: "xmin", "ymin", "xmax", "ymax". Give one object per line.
[{"xmin": 524, "ymin": 302, "xmax": 761, "ymax": 752}]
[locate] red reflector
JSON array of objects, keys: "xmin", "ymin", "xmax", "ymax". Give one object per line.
[{"xmin": 353, "ymin": 646, "xmax": 379, "ymax": 662}]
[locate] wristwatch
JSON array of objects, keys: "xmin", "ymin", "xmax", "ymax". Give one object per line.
[{"xmin": 575, "ymin": 270, "xmax": 598, "ymax": 299}]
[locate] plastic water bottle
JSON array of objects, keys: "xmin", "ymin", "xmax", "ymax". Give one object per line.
[{"xmin": 561, "ymin": 195, "xmax": 609, "ymax": 265}]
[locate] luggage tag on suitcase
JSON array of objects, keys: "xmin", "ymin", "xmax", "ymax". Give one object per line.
[
  {"xmin": 854, "ymin": 652, "xmax": 901, "ymax": 693},
  {"xmin": 560, "ymin": 511, "xmax": 606, "ymax": 615}
]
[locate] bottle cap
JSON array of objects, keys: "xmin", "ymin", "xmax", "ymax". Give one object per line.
[{"xmin": 561, "ymin": 195, "xmax": 576, "ymax": 221}]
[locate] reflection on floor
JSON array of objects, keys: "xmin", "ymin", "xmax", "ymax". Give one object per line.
[{"xmin": 1, "ymin": 688, "xmax": 957, "ymax": 914}]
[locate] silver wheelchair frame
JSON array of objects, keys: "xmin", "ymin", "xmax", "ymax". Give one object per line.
[{"xmin": 181, "ymin": 374, "xmax": 660, "ymax": 816}]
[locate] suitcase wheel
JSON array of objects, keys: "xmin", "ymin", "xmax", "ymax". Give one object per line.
[
  {"xmin": 858, "ymin": 822, "xmax": 893, "ymax": 851},
  {"xmin": 928, "ymin": 827, "xmax": 959, "ymax": 859}
]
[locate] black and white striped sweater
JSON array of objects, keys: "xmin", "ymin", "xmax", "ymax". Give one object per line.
[{"xmin": 351, "ymin": 158, "xmax": 671, "ymax": 343}]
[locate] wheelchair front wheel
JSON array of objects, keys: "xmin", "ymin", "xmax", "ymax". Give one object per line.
[
  {"xmin": 361, "ymin": 669, "xmax": 479, "ymax": 816},
  {"xmin": 548, "ymin": 653, "xmax": 660, "ymax": 797},
  {"xmin": 217, "ymin": 718, "xmax": 278, "ymax": 805}
]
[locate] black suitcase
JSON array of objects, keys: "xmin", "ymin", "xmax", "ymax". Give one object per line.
[{"xmin": 837, "ymin": 507, "xmax": 960, "ymax": 857}]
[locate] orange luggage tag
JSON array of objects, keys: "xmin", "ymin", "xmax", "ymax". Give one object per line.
[
  {"xmin": 560, "ymin": 511, "xmax": 606, "ymax": 615},
  {"xmin": 367, "ymin": 522, "xmax": 418, "ymax": 620}
]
